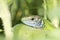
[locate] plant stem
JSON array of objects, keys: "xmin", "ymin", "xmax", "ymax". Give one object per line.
[{"xmin": 0, "ymin": 0, "xmax": 13, "ymax": 40}]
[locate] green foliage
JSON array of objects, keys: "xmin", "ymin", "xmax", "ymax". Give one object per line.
[
  {"xmin": 43, "ymin": 19, "xmax": 55, "ymax": 30},
  {"xmin": 13, "ymin": 24, "xmax": 46, "ymax": 40},
  {"xmin": 13, "ymin": 22, "xmax": 60, "ymax": 40},
  {"xmin": 0, "ymin": 34, "xmax": 4, "ymax": 40},
  {"xmin": 0, "ymin": 0, "xmax": 60, "ymax": 40},
  {"xmin": 13, "ymin": 19, "xmax": 57, "ymax": 40},
  {"xmin": 26, "ymin": 0, "xmax": 33, "ymax": 3}
]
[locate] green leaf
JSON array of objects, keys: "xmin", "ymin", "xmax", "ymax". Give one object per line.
[
  {"xmin": 43, "ymin": 19, "xmax": 55, "ymax": 30},
  {"xmin": 26, "ymin": 0, "xmax": 33, "ymax": 3},
  {"xmin": 0, "ymin": 34, "xmax": 4, "ymax": 40},
  {"xmin": 13, "ymin": 23, "xmax": 60, "ymax": 40},
  {"xmin": 13, "ymin": 24, "xmax": 46, "ymax": 40},
  {"xmin": 0, "ymin": 29, "xmax": 3, "ymax": 32}
]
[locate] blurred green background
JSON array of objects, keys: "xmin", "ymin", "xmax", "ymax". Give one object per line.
[{"xmin": 0, "ymin": 0, "xmax": 60, "ymax": 40}]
